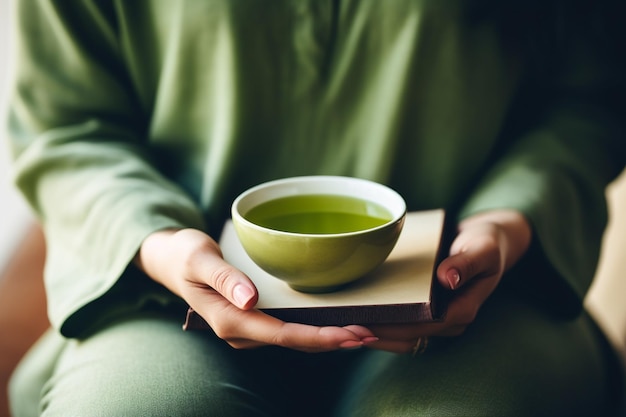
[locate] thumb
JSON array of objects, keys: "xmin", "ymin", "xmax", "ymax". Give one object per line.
[
  {"xmin": 436, "ymin": 246, "xmax": 496, "ymax": 291},
  {"xmin": 173, "ymin": 229, "xmax": 259, "ymax": 310},
  {"xmin": 204, "ymin": 256, "xmax": 259, "ymax": 309}
]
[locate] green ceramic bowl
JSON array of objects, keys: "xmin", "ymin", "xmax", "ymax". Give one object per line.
[{"xmin": 231, "ymin": 176, "xmax": 406, "ymax": 293}]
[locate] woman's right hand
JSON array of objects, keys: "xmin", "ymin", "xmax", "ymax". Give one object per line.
[{"xmin": 135, "ymin": 228, "xmax": 377, "ymax": 352}]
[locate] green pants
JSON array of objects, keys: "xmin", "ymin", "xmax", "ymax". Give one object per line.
[{"xmin": 9, "ymin": 290, "xmax": 624, "ymax": 417}]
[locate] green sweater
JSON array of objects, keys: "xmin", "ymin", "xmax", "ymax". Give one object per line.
[{"xmin": 7, "ymin": 1, "xmax": 625, "ymax": 337}]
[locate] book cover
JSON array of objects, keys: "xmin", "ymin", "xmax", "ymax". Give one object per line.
[{"xmin": 184, "ymin": 209, "xmax": 451, "ymax": 329}]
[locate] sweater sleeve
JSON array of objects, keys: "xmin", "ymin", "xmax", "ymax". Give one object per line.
[
  {"xmin": 459, "ymin": 9, "xmax": 626, "ymax": 317},
  {"xmin": 7, "ymin": 0, "xmax": 205, "ymax": 337}
]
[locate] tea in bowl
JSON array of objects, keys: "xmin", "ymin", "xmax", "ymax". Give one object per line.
[{"xmin": 231, "ymin": 176, "xmax": 406, "ymax": 293}]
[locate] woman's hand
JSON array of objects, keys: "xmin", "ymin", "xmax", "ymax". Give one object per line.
[
  {"xmin": 365, "ymin": 209, "xmax": 532, "ymax": 354},
  {"xmin": 135, "ymin": 228, "xmax": 377, "ymax": 352}
]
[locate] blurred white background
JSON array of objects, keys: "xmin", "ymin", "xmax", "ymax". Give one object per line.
[{"xmin": 0, "ymin": 0, "xmax": 33, "ymax": 271}]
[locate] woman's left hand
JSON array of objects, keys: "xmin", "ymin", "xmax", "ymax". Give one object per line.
[{"xmin": 365, "ymin": 209, "xmax": 532, "ymax": 354}]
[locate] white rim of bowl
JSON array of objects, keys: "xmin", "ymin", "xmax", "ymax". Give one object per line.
[{"xmin": 231, "ymin": 175, "xmax": 407, "ymax": 238}]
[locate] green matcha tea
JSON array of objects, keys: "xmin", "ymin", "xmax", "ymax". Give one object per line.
[{"xmin": 244, "ymin": 194, "xmax": 392, "ymax": 234}]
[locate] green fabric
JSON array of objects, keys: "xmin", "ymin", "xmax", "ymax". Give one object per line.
[
  {"xmin": 9, "ymin": 291, "xmax": 624, "ymax": 416},
  {"xmin": 6, "ymin": 1, "xmax": 625, "ymax": 338}
]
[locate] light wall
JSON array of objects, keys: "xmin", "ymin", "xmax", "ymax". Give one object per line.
[
  {"xmin": 0, "ymin": 0, "xmax": 33, "ymax": 272},
  {"xmin": 586, "ymin": 172, "xmax": 626, "ymax": 356}
]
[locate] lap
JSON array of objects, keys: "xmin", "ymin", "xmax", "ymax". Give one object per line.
[
  {"xmin": 12, "ymin": 311, "xmax": 276, "ymax": 417},
  {"xmin": 9, "ymin": 310, "xmax": 362, "ymax": 417},
  {"xmin": 9, "ymin": 292, "xmax": 624, "ymax": 417},
  {"xmin": 337, "ymin": 291, "xmax": 624, "ymax": 417}
]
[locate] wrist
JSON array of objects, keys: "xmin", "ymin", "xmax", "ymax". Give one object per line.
[{"xmin": 134, "ymin": 228, "xmax": 182, "ymax": 288}]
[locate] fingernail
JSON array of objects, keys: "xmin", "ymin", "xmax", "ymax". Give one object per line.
[
  {"xmin": 340, "ymin": 340, "xmax": 363, "ymax": 349},
  {"xmin": 233, "ymin": 284, "xmax": 254, "ymax": 308},
  {"xmin": 447, "ymin": 269, "xmax": 461, "ymax": 289},
  {"xmin": 361, "ymin": 337, "xmax": 379, "ymax": 344}
]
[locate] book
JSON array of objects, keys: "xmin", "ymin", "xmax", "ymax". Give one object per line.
[{"xmin": 184, "ymin": 209, "xmax": 450, "ymax": 329}]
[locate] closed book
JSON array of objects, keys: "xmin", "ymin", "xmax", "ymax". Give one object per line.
[{"xmin": 184, "ymin": 209, "xmax": 450, "ymax": 329}]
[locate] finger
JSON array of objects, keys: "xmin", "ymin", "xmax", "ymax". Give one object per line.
[
  {"xmin": 194, "ymin": 292, "xmax": 373, "ymax": 352},
  {"xmin": 436, "ymin": 239, "xmax": 500, "ymax": 290},
  {"xmin": 243, "ymin": 317, "xmax": 373, "ymax": 352},
  {"xmin": 161, "ymin": 229, "xmax": 259, "ymax": 310},
  {"xmin": 342, "ymin": 325, "xmax": 379, "ymax": 344},
  {"xmin": 189, "ymin": 249, "xmax": 259, "ymax": 310},
  {"xmin": 208, "ymin": 260, "xmax": 258, "ymax": 309}
]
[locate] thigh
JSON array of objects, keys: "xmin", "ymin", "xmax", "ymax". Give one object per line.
[
  {"xmin": 336, "ymin": 290, "xmax": 624, "ymax": 417},
  {"xmin": 12, "ymin": 311, "xmax": 284, "ymax": 417},
  {"xmin": 10, "ymin": 310, "xmax": 366, "ymax": 417},
  {"xmin": 9, "ymin": 329, "xmax": 65, "ymax": 417}
]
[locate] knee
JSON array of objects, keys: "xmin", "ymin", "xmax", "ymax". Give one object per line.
[
  {"xmin": 9, "ymin": 359, "xmax": 41, "ymax": 417},
  {"xmin": 9, "ymin": 330, "xmax": 64, "ymax": 417},
  {"xmin": 36, "ymin": 316, "xmax": 274, "ymax": 417},
  {"xmin": 40, "ymin": 377, "xmax": 271, "ymax": 417}
]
